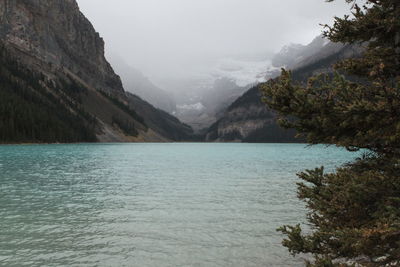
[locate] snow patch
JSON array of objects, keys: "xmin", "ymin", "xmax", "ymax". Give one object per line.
[
  {"xmin": 211, "ymin": 57, "xmax": 277, "ymax": 87},
  {"xmin": 177, "ymin": 102, "xmax": 205, "ymax": 112}
]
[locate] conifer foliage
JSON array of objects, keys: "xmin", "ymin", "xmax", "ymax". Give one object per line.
[
  {"xmin": 262, "ymin": 0, "xmax": 400, "ymax": 266},
  {"xmin": 0, "ymin": 45, "xmax": 98, "ymax": 143}
]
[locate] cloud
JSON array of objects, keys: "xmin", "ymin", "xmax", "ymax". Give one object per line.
[{"xmin": 77, "ymin": 0, "xmax": 351, "ymax": 83}]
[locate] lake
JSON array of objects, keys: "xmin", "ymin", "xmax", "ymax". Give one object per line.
[{"xmin": 0, "ymin": 143, "xmax": 357, "ymax": 266}]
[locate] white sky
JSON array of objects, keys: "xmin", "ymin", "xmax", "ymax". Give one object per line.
[{"xmin": 77, "ymin": 0, "xmax": 351, "ymax": 82}]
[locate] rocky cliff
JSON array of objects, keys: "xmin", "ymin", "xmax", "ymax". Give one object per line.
[
  {"xmin": 0, "ymin": 0, "xmax": 193, "ymax": 143},
  {"xmin": 0, "ymin": 0, "xmax": 123, "ymax": 96},
  {"xmin": 205, "ymin": 85, "xmax": 297, "ymax": 142}
]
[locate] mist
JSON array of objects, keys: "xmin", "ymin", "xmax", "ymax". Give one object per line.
[{"xmin": 77, "ymin": 0, "xmax": 350, "ymax": 88}]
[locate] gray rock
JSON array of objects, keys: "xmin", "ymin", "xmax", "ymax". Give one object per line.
[{"xmin": 0, "ymin": 0, "xmax": 123, "ymax": 96}]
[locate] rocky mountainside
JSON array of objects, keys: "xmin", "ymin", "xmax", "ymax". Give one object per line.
[
  {"xmin": 204, "ymin": 85, "xmax": 297, "ymax": 142},
  {"xmin": 205, "ymin": 40, "xmax": 362, "ymax": 142},
  {"xmin": 0, "ymin": 0, "xmax": 192, "ymax": 143},
  {"xmin": 0, "ymin": 0, "xmax": 123, "ymax": 96}
]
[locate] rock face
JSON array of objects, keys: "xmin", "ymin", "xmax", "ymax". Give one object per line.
[
  {"xmin": 205, "ymin": 41, "xmax": 362, "ymax": 142},
  {"xmin": 0, "ymin": 0, "xmax": 193, "ymax": 143},
  {"xmin": 205, "ymin": 86, "xmax": 297, "ymax": 142},
  {"xmin": 0, "ymin": 0, "xmax": 123, "ymax": 96}
]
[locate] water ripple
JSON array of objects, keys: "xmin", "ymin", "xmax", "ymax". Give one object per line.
[{"xmin": 0, "ymin": 143, "xmax": 357, "ymax": 266}]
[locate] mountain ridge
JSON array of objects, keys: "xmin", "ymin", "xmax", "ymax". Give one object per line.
[
  {"xmin": 205, "ymin": 37, "xmax": 363, "ymax": 142},
  {"xmin": 108, "ymin": 54, "xmax": 177, "ymax": 114}
]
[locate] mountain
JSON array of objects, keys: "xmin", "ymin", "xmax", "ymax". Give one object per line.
[
  {"xmin": 204, "ymin": 85, "xmax": 297, "ymax": 142},
  {"xmin": 272, "ymin": 35, "xmax": 344, "ymax": 69},
  {"xmin": 108, "ymin": 54, "xmax": 176, "ymax": 113},
  {"xmin": 272, "ymin": 43, "xmax": 307, "ymax": 68},
  {"xmin": 0, "ymin": 0, "xmax": 192, "ymax": 143},
  {"xmin": 173, "ymin": 77, "xmax": 250, "ymax": 132},
  {"xmin": 164, "ymin": 52, "xmax": 278, "ymax": 132},
  {"xmin": 205, "ymin": 38, "xmax": 362, "ymax": 142},
  {"xmin": 126, "ymin": 92, "xmax": 195, "ymax": 141},
  {"xmin": 202, "ymin": 78, "xmax": 252, "ymax": 116}
]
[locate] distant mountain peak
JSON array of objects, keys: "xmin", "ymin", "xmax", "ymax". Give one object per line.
[{"xmin": 272, "ymin": 35, "xmax": 339, "ymax": 69}]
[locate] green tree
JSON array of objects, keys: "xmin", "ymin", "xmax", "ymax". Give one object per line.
[
  {"xmin": 0, "ymin": 44, "xmax": 97, "ymax": 143},
  {"xmin": 261, "ymin": 0, "xmax": 400, "ymax": 266}
]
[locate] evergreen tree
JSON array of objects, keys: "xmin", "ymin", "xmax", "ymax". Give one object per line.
[
  {"xmin": 0, "ymin": 44, "xmax": 98, "ymax": 143},
  {"xmin": 261, "ymin": 0, "xmax": 400, "ymax": 266}
]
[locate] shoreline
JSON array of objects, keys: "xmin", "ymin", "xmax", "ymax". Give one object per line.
[{"xmin": 0, "ymin": 141, "xmax": 310, "ymax": 146}]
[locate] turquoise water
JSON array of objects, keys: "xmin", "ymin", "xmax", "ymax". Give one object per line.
[{"xmin": 0, "ymin": 143, "xmax": 357, "ymax": 267}]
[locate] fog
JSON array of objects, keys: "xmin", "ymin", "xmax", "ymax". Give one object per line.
[{"xmin": 77, "ymin": 0, "xmax": 351, "ymax": 89}]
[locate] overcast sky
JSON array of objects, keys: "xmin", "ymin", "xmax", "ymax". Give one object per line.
[{"xmin": 77, "ymin": 0, "xmax": 351, "ymax": 82}]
